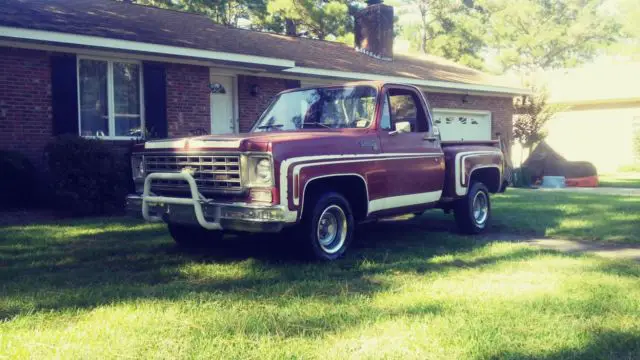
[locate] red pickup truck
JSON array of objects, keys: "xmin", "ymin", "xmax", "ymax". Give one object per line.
[{"xmin": 127, "ymin": 81, "xmax": 504, "ymax": 260}]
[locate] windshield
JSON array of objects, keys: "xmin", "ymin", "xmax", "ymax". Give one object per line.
[{"xmin": 252, "ymin": 86, "xmax": 378, "ymax": 132}]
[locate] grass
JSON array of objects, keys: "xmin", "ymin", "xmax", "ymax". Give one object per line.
[
  {"xmin": 483, "ymin": 189, "xmax": 638, "ymax": 243},
  {"xmin": 1, "ymin": 190, "xmax": 639, "ymax": 359},
  {"xmin": 599, "ymin": 174, "xmax": 640, "ymax": 189}
]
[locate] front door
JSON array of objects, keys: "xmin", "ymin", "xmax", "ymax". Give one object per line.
[
  {"xmin": 377, "ymin": 85, "xmax": 445, "ymax": 208},
  {"xmin": 209, "ymin": 73, "xmax": 236, "ymax": 134}
]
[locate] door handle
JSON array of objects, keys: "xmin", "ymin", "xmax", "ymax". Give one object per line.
[{"xmin": 423, "ymin": 135, "xmax": 438, "ymax": 142}]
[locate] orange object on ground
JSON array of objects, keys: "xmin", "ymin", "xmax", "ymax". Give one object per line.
[{"xmin": 565, "ymin": 176, "xmax": 599, "ymax": 187}]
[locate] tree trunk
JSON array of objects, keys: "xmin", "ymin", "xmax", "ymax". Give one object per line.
[{"xmin": 285, "ymin": 18, "xmax": 297, "ymax": 36}]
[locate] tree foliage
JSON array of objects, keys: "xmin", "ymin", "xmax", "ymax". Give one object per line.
[
  {"xmin": 134, "ymin": 0, "xmax": 269, "ymax": 27},
  {"xmin": 133, "ymin": 0, "xmax": 629, "ymax": 74},
  {"xmin": 254, "ymin": 0, "xmax": 363, "ymax": 42},
  {"xmin": 480, "ymin": 0, "xmax": 620, "ymax": 72},
  {"xmin": 607, "ymin": 0, "xmax": 640, "ymax": 58},
  {"xmin": 512, "ymin": 83, "xmax": 563, "ymax": 151},
  {"xmin": 399, "ymin": 0, "xmax": 486, "ymax": 70}
]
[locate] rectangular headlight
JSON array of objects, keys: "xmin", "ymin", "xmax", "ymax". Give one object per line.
[{"xmin": 244, "ymin": 156, "xmax": 273, "ymax": 187}]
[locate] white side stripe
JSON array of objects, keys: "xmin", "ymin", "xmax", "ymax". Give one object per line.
[
  {"xmin": 279, "ymin": 153, "xmax": 444, "ymax": 220},
  {"xmin": 369, "ymin": 191, "xmax": 443, "ymax": 213},
  {"xmin": 453, "ymin": 151, "xmax": 502, "ymax": 196},
  {"xmin": 291, "ymin": 154, "xmax": 442, "ymax": 205},
  {"xmin": 280, "ymin": 153, "xmax": 438, "ymax": 206}
]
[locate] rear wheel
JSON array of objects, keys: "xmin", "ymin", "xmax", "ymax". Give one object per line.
[
  {"xmin": 300, "ymin": 192, "xmax": 354, "ymax": 261},
  {"xmin": 167, "ymin": 223, "xmax": 223, "ymax": 248},
  {"xmin": 454, "ymin": 182, "xmax": 491, "ymax": 234}
]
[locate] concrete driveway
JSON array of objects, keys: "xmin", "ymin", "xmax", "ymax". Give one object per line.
[{"xmin": 537, "ymin": 187, "xmax": 640, "ymax": 196}]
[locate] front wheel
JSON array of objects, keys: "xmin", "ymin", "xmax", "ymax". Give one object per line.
[
  {"xmin": 167, "ymin": 223, "xmax": 223, "ymax": 248},
  {"xmin": 454, "ymin": 182, "xmax": 491, "ymax": 234},
  {"xmin": 301, "ymin": 192, "xmax": 354, "ymax": 261}
]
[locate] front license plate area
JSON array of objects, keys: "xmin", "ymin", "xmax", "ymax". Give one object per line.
[{"xmin": 163, "ymin": 204, "xmax": 200, "ymax": 224}]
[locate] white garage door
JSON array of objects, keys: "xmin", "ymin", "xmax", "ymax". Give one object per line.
[{"xmin": 432, "ymin": 108, "xmax": 492, "ymax": 141}]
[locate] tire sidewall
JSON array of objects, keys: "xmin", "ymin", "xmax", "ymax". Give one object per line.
[
  {"xmin": 305, "ymin": 192, "xmax": 354, "ymax": 261},
  {"xmin": 467, "ymin": 182, "xmax": 491, "ymax": 232}
]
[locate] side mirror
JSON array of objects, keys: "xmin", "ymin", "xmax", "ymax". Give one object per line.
[{"xmin": 390, "ymin": 121, "xmax": 411, "ymax": 135}]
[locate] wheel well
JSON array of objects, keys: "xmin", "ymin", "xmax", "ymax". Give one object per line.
[
  {"xmin": 469, "ymin": 167, "xmax": 501, "ymax": 193},
  {"xmin": 302, "ymin": 175, "xmax": 368, "ymax": 221}
]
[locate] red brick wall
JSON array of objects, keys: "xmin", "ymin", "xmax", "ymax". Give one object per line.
[
  {"xmin": 0, "ymin": 47, "xmax": 52, "ymax": 164},
  {"xmin": 166, "ymin": 64, "xmax": 210, "ymax": 138},
  {"xmin": 426, "ymin": 92, "xmax": 514, "ymax": 147},
  {"xmin": 237, "ymin": 75, "xmax": 291, "ymax": 132},
  {"xmin": 0, "ymin": 45, "xmax": 514, "ymax": 164}
]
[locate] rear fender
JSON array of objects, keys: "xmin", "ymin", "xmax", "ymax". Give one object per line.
[{"xmin": 453, "ymin": 151, "xmax": 503, "ymax": 196}]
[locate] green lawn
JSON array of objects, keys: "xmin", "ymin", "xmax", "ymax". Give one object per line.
[
  {"xmin": 599, "ymin": 174, "xmax": 640, "ymax": 189},
  {"xmin": 1, "ymin": 190, "xmax": 639, "ymax": 359},
  {"xmin": 494, "ymin": 189, "xmax": 640, "ymax": 243}
]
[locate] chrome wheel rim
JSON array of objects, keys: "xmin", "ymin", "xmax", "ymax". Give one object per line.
[
  {"xmin": 472, "ymin": 191, "xmax": 489, "ymax": 226},
  {"xmin": 316, "ymin": 205, "xmax": 347, "ymax": 254}
]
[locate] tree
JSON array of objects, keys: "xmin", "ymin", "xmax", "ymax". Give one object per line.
[
  {"xmin": 512, "ymin": 83, "xmax": 564, "ymax": 165},
  {"xmin": 134, "ymin": 0, "xmax": 268, "ymax": 27},
  {"xmin": 607, "ymin": 0, "xmax": 640, "ymax": 58},
  {"xmin": 481, "ymin": 0, "xmax": 620, "ymax": 72},
  {"xmin": 256, "ymin": 0, "xmax": 358, "ymax": 41},
  {"xmin": 398, "ymin": 0, "xmax": 487, "ymax": 70}
]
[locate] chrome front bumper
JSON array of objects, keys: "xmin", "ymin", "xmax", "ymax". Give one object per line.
[{"xmin": 127, "ymin": 171, "xmax": 293, "ymax": 233}]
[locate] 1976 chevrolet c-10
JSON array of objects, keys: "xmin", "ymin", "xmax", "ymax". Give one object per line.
[{"xmin": 127, "ymin": 81, "xmax": 505, "ymax": 260}]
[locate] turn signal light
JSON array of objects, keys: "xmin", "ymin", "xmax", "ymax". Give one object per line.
[{"xmin": 250, "ymin": 189, "xmax": 273, "ymax": 203}]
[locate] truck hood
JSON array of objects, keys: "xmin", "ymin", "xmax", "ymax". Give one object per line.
[{"xmin": 142, "ymin": 131, "xmax": 373, "ymax": 156}]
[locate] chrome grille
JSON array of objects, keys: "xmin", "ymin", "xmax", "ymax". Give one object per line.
[{"xmin": 145, "ymin": 154, "xmax": 242, "ymax": 193}]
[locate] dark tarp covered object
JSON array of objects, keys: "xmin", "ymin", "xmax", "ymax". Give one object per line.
[{"xmin": 522, "ymin": 141, "xmax": 597, "ymax": 181}]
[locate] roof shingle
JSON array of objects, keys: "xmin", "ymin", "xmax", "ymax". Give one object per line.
[{"xmin": 0, "ymin": 0, "xmax": 520, "ymax": 91}]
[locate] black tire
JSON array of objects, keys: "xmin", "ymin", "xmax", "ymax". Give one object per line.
[
  {"xmin": 454, "ymin": 182, "xmax": 491, "ymax": 234},
  {"xmin": 499, "ymin": 180, "xmax": 509, "ymax": 193},
  {"xmin": 167, "ymin": 223, "xmax": 223, "ymax": 248},
  {"xmin": 300, "ymin": 192, "xmax": 355, "ymax": 261}
]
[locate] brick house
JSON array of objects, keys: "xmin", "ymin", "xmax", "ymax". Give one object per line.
[{"xmin": 0, "ymin": 0, "xmax": 524, "ymax": 165}]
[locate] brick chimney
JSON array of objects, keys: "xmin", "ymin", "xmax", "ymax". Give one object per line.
[{"xmin": 354, "ymin": 1, "xmax": 394, "ymax": 61}]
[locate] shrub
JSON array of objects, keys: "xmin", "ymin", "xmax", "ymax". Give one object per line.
[
  {"xmin": 45, "ymin": 136, "xmax": 132, "ymax": 216},
  {"xmin": 0, "ymin": 150, "xmax": 39, "ymax": 209},
  {"xmin": 511, "ymin": 167, "xmax": 534, "ymax": 188}
]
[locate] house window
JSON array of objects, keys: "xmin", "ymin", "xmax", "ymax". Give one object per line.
[{"xmin": 78, "ymin": 58, "xmax": 144, "ymax": 139}]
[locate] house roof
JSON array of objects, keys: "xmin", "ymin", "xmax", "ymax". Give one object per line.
[{"xmin": 0, "ymin": 0, "xmax": 524, "ymax": 94}]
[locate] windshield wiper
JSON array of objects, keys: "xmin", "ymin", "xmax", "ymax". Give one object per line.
[
  {"xmin": 257, "ymin": 124, "xmax": 284, "ymax": 130},
  {"xmin": 301, "ymin": 122, "xmax": 331, "ymax": 129}
]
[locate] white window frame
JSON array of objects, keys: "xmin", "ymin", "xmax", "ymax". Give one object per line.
[{"xmin": 77, "ymin": 56, "xmax": 145, "ymax": 140}]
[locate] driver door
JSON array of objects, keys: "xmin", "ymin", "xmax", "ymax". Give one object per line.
[{"xmin": 377, "ymin": 85, "xmax": 445, "ymax": 208}]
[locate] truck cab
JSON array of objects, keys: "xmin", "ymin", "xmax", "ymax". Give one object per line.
[{"xmin": 127, "ymin": 81, "xmax": 504, "ymax": 260}]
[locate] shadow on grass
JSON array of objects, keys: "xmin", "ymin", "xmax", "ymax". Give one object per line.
[
  {"xmin": 493, "ymin": 329, "xmax": 640, "ymax": 360},
  {"xmin": 489, "ymin": 190, "xmax": 640, "ymax": 243},
  {"xmin": 2, "ymin": 188, "xmax": 638, "ymax": 321},
  {"xmin": 0, "ymin": 214, "xmax": 554, "ymax": 319}
]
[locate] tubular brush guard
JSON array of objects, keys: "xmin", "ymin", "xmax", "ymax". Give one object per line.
[{"xmin": 141, "ymin": 170, "xmax": 222, "ymax": 230}]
